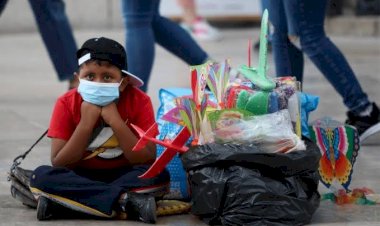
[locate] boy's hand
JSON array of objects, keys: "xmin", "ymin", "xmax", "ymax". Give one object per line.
[
  {"xmin": 101, "ymin": 102, "xmax": 121, "ymax": 126},
  {"xmin": 80, "ymin": 101, "xmax": 101, "ymax": 127}
]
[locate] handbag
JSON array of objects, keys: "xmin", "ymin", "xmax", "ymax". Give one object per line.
[{"xmin": 7, "ymin": 130, "xmax": 47, "ymax": 208}]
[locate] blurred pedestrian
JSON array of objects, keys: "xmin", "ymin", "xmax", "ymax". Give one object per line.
[
  {"xmin": 267, "ymin": 0, "xmax": 380, "ymax": 144},
  {"xmin": 176, "ymin": 0, "xmax": 221, "ymax": 41},
  {"xmin": 121, "ymin": 0, "xmax": 210, "ymax": 92},
  {"xmin": 0, "ymin": 0, "xmax": 78, "ymax": 89}
]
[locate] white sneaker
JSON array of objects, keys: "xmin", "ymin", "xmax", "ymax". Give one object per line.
[
  {"xmin": 181, "ymin": 18, "xmax": 222, "ymax": 41},
  {"xmin": 360, "ymin": 122, "xmax": 380, "ymax": 145}
]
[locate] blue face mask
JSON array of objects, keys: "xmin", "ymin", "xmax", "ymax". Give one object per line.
[{"xmin": 78, "ymin": 79, "xmax": 122, "ymax": 106}]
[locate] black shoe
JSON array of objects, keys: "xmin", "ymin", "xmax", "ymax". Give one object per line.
[
  {"xmin": 119, "ymin": 192, "xmax": 157, "ymax": 224},
  {"xmin": 346, "ymin": 102, "xmax": 380, "ymax": 144},
  {"xmin": 37, "ymin": 196, "xmax": 54, "ymax": 221},
  {"xmin": 36, "ymin": 196, "xmax": 95, "ymax": 220}
]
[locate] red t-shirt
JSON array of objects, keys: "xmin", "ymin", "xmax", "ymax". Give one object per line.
[{"xmin": 48, "ymin": 85, "xmax": 157, "ymax": 169}]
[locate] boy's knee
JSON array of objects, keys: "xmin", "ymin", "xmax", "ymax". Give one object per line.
[
  {"xmin": 30, "ymin": 165, "xmax": 69, "ymax": 188},
  {"xmin": 33, "ymin": 165, "xmax": 53, "ymax": 176},
  {"xmin": 30, "ymin": 165, "xmax": 53, "ymax": 187}
]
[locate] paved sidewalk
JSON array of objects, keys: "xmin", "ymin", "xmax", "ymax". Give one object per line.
[{"xmin": 0, "ymin": 28, "xmax": 379, "ymax": 226}]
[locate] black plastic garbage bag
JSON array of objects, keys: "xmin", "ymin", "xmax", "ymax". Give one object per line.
[{"xmin": 181, "ymin": 138, "xmax": 321, "ymax": 226}]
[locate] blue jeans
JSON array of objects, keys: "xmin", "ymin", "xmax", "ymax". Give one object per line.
[
  {"xmin": 268, "ymin": 0, "xmax": 370, "ymax": 114},
  {"xmin": 28, "ymin": 0, "xmax": 77, "ymax": 81},
  {"xmin": 0, "ymin": 0, "xmax": 77, "ymax": 81},
  {"xmin": 261, "ymin": 0, "xmax": 269, "ymax": 11},
  {"xmin": 0, "ymin": 0, "xmax": 7, "ymax": 13},
  {"xmin": 121, "ymin": 0, "xmax": 209, "ymax": 92}
]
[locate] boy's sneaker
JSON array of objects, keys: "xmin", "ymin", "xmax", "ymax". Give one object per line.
[
  {"xmin": 119, "ymin": 192, "xmax": 157, "ymax": 224},
  {"xmin": 181, "ymin": 17, "xmax": 221, "ymax": 41},
  {"xmin": 346, "ymin": 102, "xmax": 380, "ymax": 145},
  {"xmin": 36, "ymin": 196, "xmax": 84, "ymax": 220},
  {"xmin": 37, "ymin": 196, "xmax": 54, "ymax": 221}
]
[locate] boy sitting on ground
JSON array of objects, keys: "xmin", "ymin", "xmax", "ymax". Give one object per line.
[{"xmin": 29, "ymin": 37, "xmax": 169, "ymax": 223}]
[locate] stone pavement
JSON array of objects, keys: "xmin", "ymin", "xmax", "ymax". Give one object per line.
[{"xmin": 0, "ymin": 27, "xmax": 379, "ymax": 226}]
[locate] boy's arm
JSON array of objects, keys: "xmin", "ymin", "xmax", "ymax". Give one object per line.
[
  {"xmin": 101, "ymin": 103, "xmax": 156, "ymax": 165},
  {"xmin": 51, "ymin": 102, "xmax": 101, "ymax": 167}
]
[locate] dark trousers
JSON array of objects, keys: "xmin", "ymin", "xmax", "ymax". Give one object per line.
[
  {"xmin": 0, "ymin": 0, "xmax": 77, "ymax": 81},
  {"xmin": 30, "ymin": 165, "xmax": 170, "ymax": 216}
]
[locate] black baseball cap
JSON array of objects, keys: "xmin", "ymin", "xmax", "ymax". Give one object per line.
[{"xmin": 77, "ymin": 37, "xmax": 143, "ymax": 87}]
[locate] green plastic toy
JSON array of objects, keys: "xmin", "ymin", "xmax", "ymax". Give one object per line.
[
  {"xmin": 238, "ymin": 9, "xmax": 275, "ymax": 91},
  {"xmin": 236, "ymin": 90, "xmax": 270, "ymax": 115}
]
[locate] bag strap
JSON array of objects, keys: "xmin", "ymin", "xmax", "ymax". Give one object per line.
[{"xmin": 8, "ymin": 129, "xmax": 48, "ymax": 178}]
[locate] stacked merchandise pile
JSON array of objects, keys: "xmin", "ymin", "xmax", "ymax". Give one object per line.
[{"xmin": 152, "ymin": 10, "xmax": 322, "ymax": 225}]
